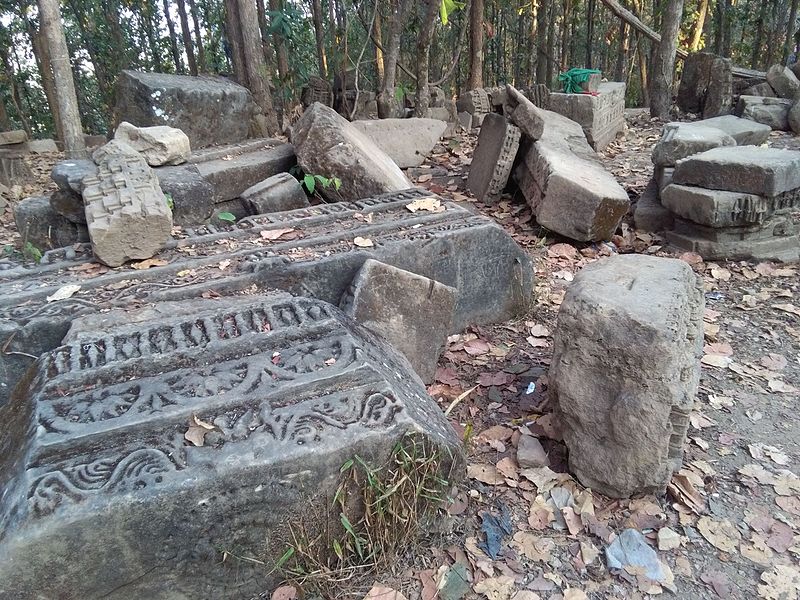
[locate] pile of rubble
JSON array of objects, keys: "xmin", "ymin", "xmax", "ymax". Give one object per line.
[{"xmin": 735, "ymin": 64, "xmax": 800, "ymax": 132}]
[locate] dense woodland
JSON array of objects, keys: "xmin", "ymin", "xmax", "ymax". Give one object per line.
[{"xmin": 2, "ymin": 0, "xmax": 799, "ymax": 141}]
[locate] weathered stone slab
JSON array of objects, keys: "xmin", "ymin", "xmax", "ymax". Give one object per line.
[
  {"xmin": 547, "ymin": 82, "xmax": 626, "ymax": 151},
  {"xmin": 114, "ymin": 70, "xmax": 254, "ymax": 149},
  {"xmin": 651, "ymin": 122, "xmax": 735, "ymax": 168},
  {"xmin": 523, "ymin": 84, "xmax": 550, "ymax": 110},
  {"xmin": 155, "ymin": 164, "xmax": 215, "ymax": 225},
  {"xmin": 51, "ymin": 159, "xmax": 98, "ymax": 194},
  {"xmin": 742, "ymin": 82, "xmax": 776, "ymax": 97},
  {"xmin": 292, "ymin": 103, "xmax": 410, "ymax": 201},
  {"xmin": 672, "ymin": 146, "xmax": 800, "ymax": 196},
  {"xmin": 241, "ymin": 172, "xmax": 309, "ymax": 214},
  {"xmin": 666, "ymin": 216, "xmax": 799, "ymax": 262},
  {"xmin": 114, "ymin": 121, "xmax": 191, "ymax": 166},
  {"xmin": 789, "ymin": 101, "xmax": 800, "ymax": 134},
  {"xmin": 83, "ymin": 141, "xmax": 173, "ymax": 267},
  {"xmin": 677, "ymin": 52, "xmax": 733, "ymax": 117},
  {"xmin": 0, "ymin": 130, "xmax": 27, "ymax": 146},
  {"xmin": 703, "ymin": 56, "xmax": 733, "ymax": 118},
  {"xmin": 49, "ymin": 189, "xmax": 86, "ymax": 224},
  {"xmin": 735, "ymin": 95, "xmax": 793, "ymax": 130},
  {"xmin": 0, "ymin": 188, "xmax": 534, "ymax": 406},
  {"xmin": 766, "ymin": 64, "xmax": 800, "ymax": 99},
  {"xmin": 456, "ymin": 88, "xmax": 491, "ymax": 125},
  {"xmin": 700, "ymin": 115, "xmax": 772, "ymax": 146},
  {"xmin": 341, "ymin": 259, "xmax": 456, "ymax": 383},
  {"xmin": 661, "ymin": 183, "xmax": 800, "ymax": 227},
  {"xmin": 514, "ymin": 110, "xmax": 629, "ymax": 241},
  {"xmin": 351, "ymin": 118, "xmax": 447, "ymax": 168},
  {"xmin": 14, "ymin": 196, "xmax": 89, "ymax": 250},
  {"xmin": 633, "ymin": 179, "xmax": 673, "ymax": 232},
  {"xmin": 26, "ymin": 139, "xmax": 59, "ymax": 153},
  {"xmin": 467, "ymin": 113, "xmax": 521, "ymax": 203},
  {"xmin": 0, "ymin": 293, "xmax": 463, "ymax": 599},
  {"xmin": 551, "ymin": 254, "xmax": 703, "ymax": 498},
  {"xmin": 0, "ymin": 149, "xmax": 32, "ymax": 187},
  {"xmin": 504, "ymin": 84, "xmax": 545, "ymax": 140}
]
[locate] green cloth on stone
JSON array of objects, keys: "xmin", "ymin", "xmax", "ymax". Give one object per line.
[{"xmin": 558, "ymin": 68, "xmax": 601, "ymax": 93}]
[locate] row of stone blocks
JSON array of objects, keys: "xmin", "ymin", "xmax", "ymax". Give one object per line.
[{"xmin": 636, "ymin": 116, "xmax": 800, "ymax": 261}]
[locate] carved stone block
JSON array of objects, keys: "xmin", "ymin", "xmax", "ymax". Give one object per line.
[
  {"xmin": 0, "ymin": 294, "xmax": 463, "ymax": 599},
  {"xmin": 82, "ymin": 141, "xmax": 173, "ymax": 267},
  {"xmin": 467, "ymin": 113, "xmax": 521, "ymax": 204},
  {"xmin": 547, "ymin": 82, "xmax": 626, "ymax": 151},
  {"xmin": 550, "ymin": 255, "xmax": 704, "ymax": 498}
]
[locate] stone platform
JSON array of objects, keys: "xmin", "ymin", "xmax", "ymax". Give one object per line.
[
  {"xmin": 0, "ymin": 293, "xmax": 463, "ymax": 599},
  {"xmin": 0, "ymin": 188, "xmax": 533, "ymax": 406}
]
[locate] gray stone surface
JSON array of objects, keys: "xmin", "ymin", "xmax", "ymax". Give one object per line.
[
  {"xmin": 0, "ymin": 188, "xmax": 533, "ymax": 406},
  {"xmin": 0, "ymin": 149, "xmax": 32, "ymax": 187},
  {"xmin": 49, "ymin": 189, "xmax": 86, "ymax": 224},
  {"xmin": 114, "ymin": 121, "xmax": 191, "ymax": 166},
  {"xmin": 703, "ymin": 56, "xmax": 733, "ymax": 118},
  {"xmin": 340, "ymin": 259, "xmax": 456, "ymax": 383},
  {"xmin": 700, "ymin": 115, "xmax": 772, "ymax": 146},
  {"xmin": 789, "ymin": 101, "xmax": 800, "ymax": 134},
  {"xmin": 514, "ymin": 110, "xmax": 629, "ymax": 242},
  {"xmin": 766, "ymin": 64, "xmax": 800, "ymax": 99},
  {"xmin": 26, "ymin": 139, "xmax": 59, "ymax": 153},
  {"xmin": 672, "ymin": 146, "xmax": 800, "ymax": 196},
  {"xmin": 51, "ymin": 159, "xmax": 98, "ymax": 194},
  {"xmin": 467, "ymin": 113, "xmax": 521, "ymax": 203},
  {"xmin": 456, "ymin": 88, "xmax": 490, "ymax": 118},
  {"xmin": 0, "ymin": 130, "xmax": 26, "ymax": 145},
  {"xmin": 633, "ymin": 179, "xmax": 674, "ymax": 232},
  {"xmin": 504, "ymin": 84, "xmax": 545, "ymax": 140},
  {"xmin": 523, "ymin": 84, "xmax": 551, "ymax": 109},
  {"xmin": 83, "ymin": 141, "xmax": 173, "ymax": 267},
  {"xmin": 742, "ymin": 82, "xmax": 776, "ymax": 97},
  {"xmin": 241, "ymin": 172, "xmax": 309, "ymax": 214},
  {"xmin": 735, "ymin": 95, "xmax": 793, "ymax": 130},
  {"xmin": 651, "ymin": 122, "xmax": 736, "ymax": 167},
  {"xmin": 666, "ymin": 216, "xmax": 799, "ymax": 262},
  {"xmin": 661, "ymin": 183, "xmax": 800, "ymax": 227},
  {"xmin": 677, "ymin": 52, "xmax": 733, "ymax": 117},
  {"xmin": 0, "ymin": 293, "xmax": 463, "ymax": 599},
  {"xmin": 351, "ymin": 118, "xmax": 447, "ymax": 168},
  {"xmin": 155, "ymin": 164, "xmax": 215, "ymax": 225},
  {"xmin": 655, "ymin": 166, "xmax": 674, "ymax": 194},
  {"xmin": 547, "ymin": 82, "xmax": 626, "ymax": 151},
  {"xmin": 551, "ymin": 254, "xmax": 704, "ymax": 498},
  {"xmin": 292, "ymin": 103, "xmax": 410, "ymax": 201},
  {"xmin": 114, "ymin": 70, "xmax": 254, "ymax": 149},
  {"xmin": 14, "ymin": 196, "xmax": 90, "ymax": 250}
]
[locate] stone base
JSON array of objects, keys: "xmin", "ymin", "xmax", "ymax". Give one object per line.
[
  {"xmin": 14, "ymin": 196, "xmax": 89, "ymax": 250},
  {"xmin": 633, "ymin": 179, "xmax": 674, "ymax": 232}
]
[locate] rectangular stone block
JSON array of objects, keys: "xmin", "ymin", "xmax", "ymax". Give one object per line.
[
  {"xmin": 351, "ymin": 118, "xmax": 447, "ymax": 168},
  {"xmin": 766, "ymin": 64, "xmax": 800, "ymax": 99},
  {"xmin": 155, "ymin": 164, "xmax": 215, "ymax": 225},
  {"xmin": 547, "ymin": 82, "xmax": 626, "ymax": 151},
  {"xmin": 0, "ymin": 293, "xmax": 463, "ymax": 599},
  {"xmin": 651, "ymin": 122, "xmax": 735, "ymax": 167},
  {"xmin": 467, "ymin": 113, "xmax": 521, "ymax": 204},
  {"xmin": 0, "ymin": 130, "xmax": 27, "ymax": 145},
  {"xmin": 83, "ymin": 141, "xmax": 173, "ymax": 267},
  {"xmin": 242, "ymin": 172, "xmax": 309, "ymax": 214},
  {"xmin": 672, "ymin": 146, "xmax": 800, "ymax": 196},
  {"xmin": 0, "ymin": 188, "xmax": 534, "ymax": 406},
  {"xmin": 700, "ymin": 115, "xmax": 772, "ymax": 146},
  {"xmin": 734, "ymin": 95, "xmax": 793, "ymax": 130},
  {"xmin": 655, "ymin": 166, "xmax": 674, "ymax": 194},
  {"xmin": 0, "ymin": 149, "xmax": 32, "ymax": 187},
  {"xmin": 504, "ymin": 84, "xmax": 545, "ymax": 140},
  {"xmin": 633, "ymin": 179, "xmax": 674, "ymax": 232},
  {"xmin": 14, "ymin": 196, "xmax": 89, "ymax": 250},
  {"xmin": 551, "ymin": 255, "xmax": 704, "ymax": 498}
]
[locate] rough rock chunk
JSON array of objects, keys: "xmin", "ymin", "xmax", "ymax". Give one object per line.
[
  {"xmin": 82, "ymin": 140, "xmax": 173, "ymax": 266},
  {"xmin": 467, "ymin": 113, "xmax": 521, "ymax": 203},
  {"xmin": 292, "ymin": 103, "xmax": 410, "ymax": 201},
  {"xmin": 742, "ymin": 82, "xmax": 776, "ymax": 97},
  {"xmin": 672, "ymin": 146, "xmax": 800, "ymax": 196},
  {"xmin": 766, "ymin": 64, "xmax": 800, "ymax": 99},
  {"xmin": 699, "ymin": 115, "xmax": 772, "ymax": 146},
  {"xmin": 0, "ymin": 149, "xmax": 32, "ymax": 186},
  {"xmin": 114, "ymin": 121, "xmax": 191, "ymax": 166},
  {"xmin": 14, "ymin": 196, "xmax": 89, "ymax": 250},
  {"xmin": 651, "ymin": 122, "xmax": 736, "ymax": 167},
  {"xmin": 114, "ymin": 70, "xmax": 254, "ymax": 149},
  {"xmin": 677, "ymin": 52, "xmax": 733, "ymax": 117},
  {"xmin": 735, "ymin": 95, "xmax": 793, "ymax": 130},
  {"xmin": 0, "ymin": 294, "xmax": 463, "ymax": 599},
  {"xmin": 551, "ymin": 254, "xmax": 704, "ymax": 498},
  {"xmin": 51, "ymin": 159, "xmax": 97, "ymax": 194},
  {"xmin": 351, "ymin": 118, "xmax": 447, "ymax": 168},
  {"xmin": 340, "ymin": 259, "xmax": 456, "ymax": 384},
  {"xmin": 155, "ymin": 164, "xmax": 215, "ymax": 225},
  {"xmin": 49, "ymin": 189, "xmax": 86, "ymax": 224},
  {"xmin": 789, "ymin": 101, "xmax": 800, "ymax": 134},
  {"xmin": 504, "ymin": 84, "xmax": 545, "ymax": 140},
  {"xmin": 241, "ymin": 172, "xmax": 310, "ymax": 214}
]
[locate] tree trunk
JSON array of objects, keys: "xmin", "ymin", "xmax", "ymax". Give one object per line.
[
  {"xmin": 177, "ymin": 0, "xmax": 198, "ymax": 75},
  {"xmin": 311, "ymin": 0, "xmax": 329, "ymax": 77},
  {"xmin": 27, "ymin": 18, "xmax": 64, "ymax": 140},
  {"xmin": 188, "ymin": 0, "xmax": 207, "ymax": 71},
  {"xmin": 0, "ymin": 97, "xmax": 11, "ymax": 131},
  {"xmin": 689, "ymin": 0, "xmax": 709, "ymax": 51},
  {"xmin": 0, "ymin": 23, "xmax": 32, "ymax": 136},
  {"xmin": 614, "ymin": 2, "xmax": 630, "ymax": 80},
  {"xmin": 649, "ymin": 0, "xmax": 684, "ymax": 117},
  {"xmin": 786, "ymin": 0, "xmax": 800, "ymax": 62},
  {"xmin": 268, "ymin": 0, "xmax": 291, "ymax": 85},
  {"xmin": 415, "ymin": 0, "xmax": 439, "ymax": 116},
  {"xmin": 373, "ymin": 4, "xmax": 384, "ymax": 87},
  {"xmin": 587, "ymin": 0, "xmax": 596, "ymax": 66},
  {"xmin": 468, "ymin": 0, "xmax": 484, "ymax": 88},
  {"xmin": 561, "ymin": 0, "xmax": 571, "ymax": 71},
  {"xmin": 163, "ymin": 0, "xmax": 185, "ymax": 73},
  {"xmin": 37, "ymin": 0, "xmax": 86, "ymax": 158},
  {"xmin": 233, "ymin": 0, "xmax": 279, "ymax": 134},
  {"xmin": 378, "ymin": 0, "xmax": 412, "ymax": 117},
  {"xmin": 546, "ymin": 1, "xmax": 556, "ymax": 83},
  {"xmin": 144, "ymin": 1, "xmax": 165, "ymax": 71}
]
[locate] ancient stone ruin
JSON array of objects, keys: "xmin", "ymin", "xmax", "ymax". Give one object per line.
[
  {"xmin": 351, "ymin": 118, "xmax": 447, "ymax": 168},
  {"xmin": 547, "ymin": 81, "xmax": 627, "ymax": 151},
  {"xmin": 467, "ymin": 112, "xmax": 521, "ymax": 203},
  {"xmin": 550, "ymin": 254, "xmax": 704, "ymax": 498}
]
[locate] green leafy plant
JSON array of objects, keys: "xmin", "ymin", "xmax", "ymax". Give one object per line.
[
  {"xmin": 302, "ymin": 173, "xmax": 342, "ymax": 195},
  {"xmin": 217, "ymin": 211, "xmax": 236, "ymax": 223},
  {"xmin": 439, "ymin": 0, "xmax": 465, "ymax": 25},
  {"xmin": 23, "ymin": 241, "xmax": 42, "ymax": 263},
  {"xmin": 394, "ymin": 82, "xmax": 414, "ymax": 103},
  {"xmin": 164, "ymin": 193, "xmax": 174, "ymax": 210}
]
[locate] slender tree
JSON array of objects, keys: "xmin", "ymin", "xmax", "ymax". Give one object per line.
[
  {"xmin": 36, "ymin": 0, "xmax": 86, "ymax": 157},
  {"xmin": 163, "ymin": 0, "xmax": 185, "ymax": 73},
  {"xmin": 177, "ymin": 0, "xmax": 198, "ymax": 74},
  {"xmin": 415, "ymin": 0, "xmax": 440, "ymax": 116},
  {"xmin": 187, "ymin": 0, "xmax": 207, "ymax": 71},
  {"xmin": 468, "ymin": 0, "xmax": 484, "ymax": 88},
  {"xmin": 378, "ymin": 0, "xmax": 412, "ymax": 117},
  {"xmin": 649, "ymin": 0, "xmax": 684, "ymax": 117},
  {"xmin": 311, "ymin": 0, "xmax": 328, "ymax": 77}
]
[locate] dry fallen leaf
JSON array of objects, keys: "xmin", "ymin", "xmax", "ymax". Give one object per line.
[
  {"xmin": 354, "ymin": 236, "xmax": 374, "ymax": 247},
  {"xmin": 131, "ymin": 257, "xmax": 169, "ymax": 269},
  {"xmin": 758, "ymin": 565, "xmax": 800, "ymax": 600},
  {"xmin": 467, "ymin": 464, "xmax": 505, "ymax": 485},
  {"xmin": 474, "ymin": 575, "xmax": 515, "ymax": 600},
  {"xmin": 184, "ymin": 414, "xmax": 216, "ymax": 447},
  {"xmin": 697, "ymin": 517, "xmax": 741, "ymax": 553},
  {"xmin": 46, "ymin": 284, "xmax": 81, "ymax": 302},
  {"xmin": 260, "ymin": 227, "xmax": 296, "ymax": 240},
  {"xmin": 271, "ymin": 585, "xmax": 298, "ymax": 600},
  {"xmin": 406, "ymin": 196, "xmax": 445, "ymax": 213},
  {"xmin": 363, "ymin": 584, "xmax": 409, "ymax": 600}
]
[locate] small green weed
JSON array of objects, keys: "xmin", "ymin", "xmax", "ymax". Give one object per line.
[
  {"xmin": 217, "ymin": 211, "xmax": 236, "ymax": 223},
  {"xmin": 23, "ymin": 242, "xmax": 42, "ymax": 263}
]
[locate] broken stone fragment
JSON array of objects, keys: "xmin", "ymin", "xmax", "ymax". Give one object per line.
[
  {"xmin": 551, "ymin": 254, "xmax": 704, "ymax": 498},
  {"xmin": 241, "ymin": 172, "xmax": 309, "ymax": 214},
  {"xmin": 0, "ymin": 129, "xmax": 27, "ymax": 146},
  {"xmin": 504, "ymin": 84, "xmax": 545, "ymax": 140},
  {"xmin": 82, "ymin": 140, "xmax": 173, "ymax": 267},
  {"xmin": 699, "ymin": 115, "xmax": 771, "ymax": 146},
  {"xmin": 14, "ymin": 196, "xmax": 89, "ymax": 250},
  {"xmin": 467, "ymin": 113, "xmax": 521, "ymax": 204},
  {"xmin": 735, "ymin": 95, "xmax": 793, "ymax": 130},
  {"xmin": 291, "ymin": 102, "xmax": 411, "ymax": 201},
  {"xmin": 651, "ymin": 122, "xmax": 736, "ymax": 168},
  {"xmin": 114, "ymin": 121, "xmax": 191, "ymax": 166},
  {"xmin": 766, "ymin": 64, "xmax": 800, "ymax": 99},
  {"xmin": 633, "ymin": 179, "xmax": 674, "ymax": 233},
  {"xmin": 742, "ymin": 81, "xmax": 776, "ymax": 97},
  {"xmin": 51, "ymin": 159, "xmax": 98, "ymax": 194},
  {"xmin": 351, "ymin": 118, "xmax": 447, "ymax": 168},
  {"xmin": 340, "ymin": 259, "xmax": 457, "ymax": 384},
  {"xmin": 49, "ymin": 188, "xmax": 86, "ymax": 224}
]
